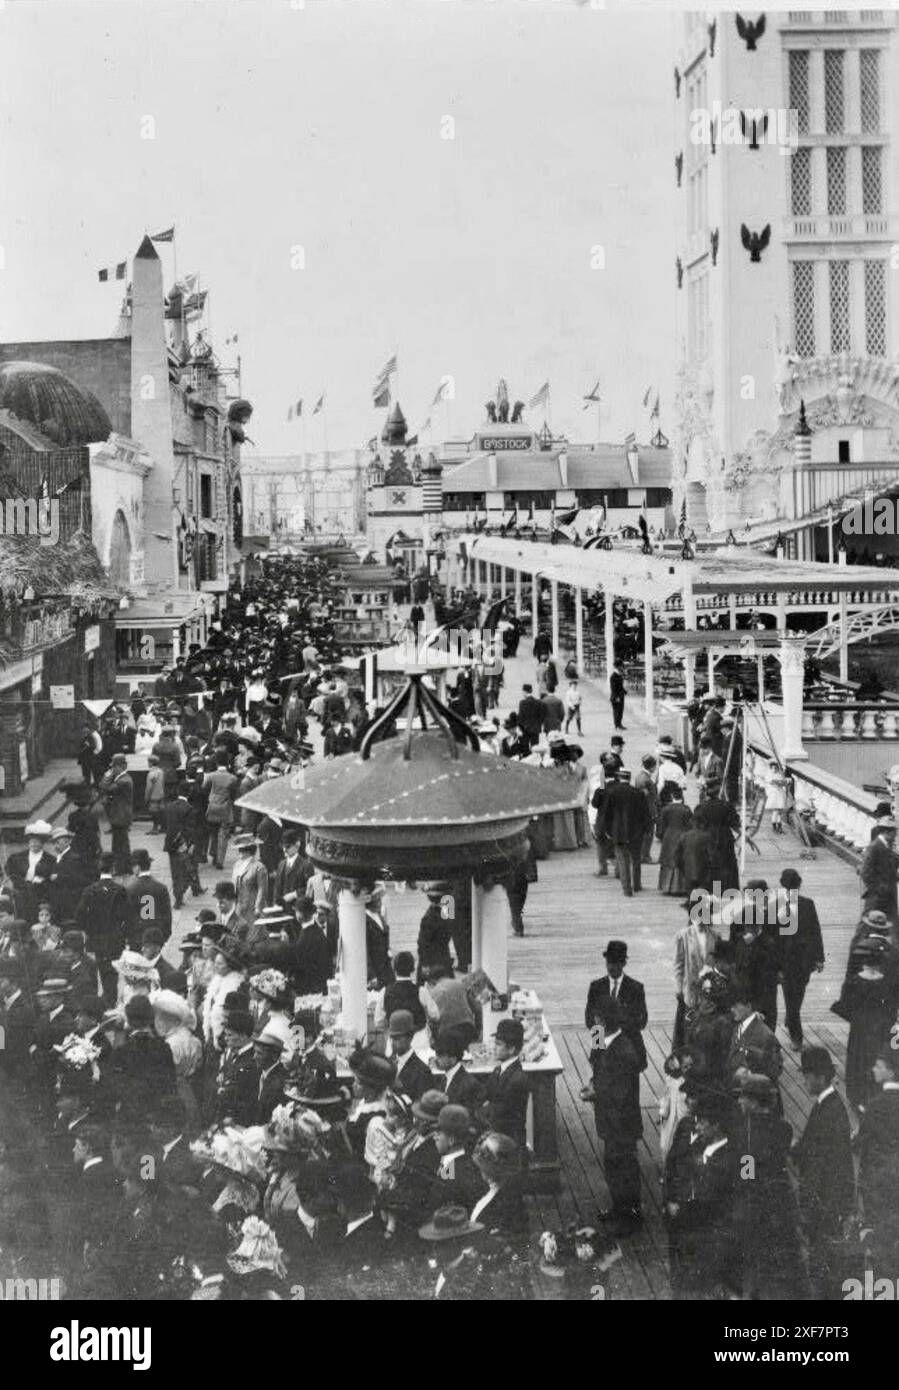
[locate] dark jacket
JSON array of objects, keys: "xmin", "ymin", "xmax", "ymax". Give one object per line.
[
  {"xmin": 482, "ymin": 1057, "xmax": 530, "ymax": 1151},
  {"xmin": 584, "ymin": 973, "xmax": 648, "ymax": 1070},
  {"xmin": 726, "ymin": 1012, "xmax": 782, "ymax": 1086},
  {"xmin": 592, "ymin": 1031, "xmax": 642, "ymax": 1143},
  {"xmin": 291, "ymin": 923, "xmax": 332, "ymax": 996},
  {"xmin": 391, "ymin": 1050, "xmax": 433, "ymax": 1103},
  {"xmin": 102, "ymin": 772, "xmax": 134, "ymax": 828},
  {"xmin": 382, "ymin": 978, "xmax": 427, "ymax": 1034},
  {"xmin": 792, "ymin": 1087, "xmax": 855, "ymax": 1231},
  {"xmin": 255, "ymin": 1060, "xmax": 287, "ymax": 1125},
  {"xmin": 601, "ymin": 782, "xmax": 651, "ymax": 845},
  {"xmin": 125, "ymin": 874, "xmax": 173, "ymax": 943},
  {"xmin": 74, "ymin": 878, "xmax": 129, "ymax": 962},
  {"xmin": 781, "ymin": 894, "xmax": 825, "ymax": 979},
  {"xmin": 162, "ymin": 798, "xmax": 196, "ymax": 853},
  {"xmin": 112, "ymin": 1029, "xmax": 177, "ymax": 1118},
  {"xmin": 859, "ymin": 835, "xmax": 899, "ymax": 918},
  {"xmin": 517, "ymin": 695, "xmax": 544, "ymax": 743},
  {"xmin": 443, "ymin": 1064, "xmax": 485, "ymax": 1113},
  {"xmin": 49, "ymin": 848, "xmax": 95, "ymax": 923},
  {"xmin": 214, "ymin": 1042, "xmax": 258, "ymax": 1126}
]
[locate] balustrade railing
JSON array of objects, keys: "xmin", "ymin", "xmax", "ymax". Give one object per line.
[
  {"xmin": 801, "ymin": 702, "xmax": 899, "ymax": 740},
  {"xmin": 752, "ymin": 745, "xmax": 878, "ymax": 858}
]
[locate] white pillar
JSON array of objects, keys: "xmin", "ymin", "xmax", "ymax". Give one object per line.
[
  {"xmin": 574, "ymin": 586, "xmax": 584, "ymax": 674},
  {"xmin": 550, "ymin": 578, "xmax": 560, "ymax": 656},
  {"xmin": 337, "ymin": 884, "xmax": 369, "ymax": 1042},
  {"xmin": 499, "ymin": 565, "xmax": 507, "ymax": 599},
  {"xmin": 604, "ymin": 590, "xmax": 615, "ymax": 692},
  {"xmin": 707, "ymin": 649, "xmax": 715, "ymax": 695},
  {"xmin": 171, "ymin": 626, "xmax": 181, "ymax": 662},
  {"xmin": 779, "ymin": 639, "xmax": 808, "ymax": 761},
  {"xmin": 643, "ymin": 597, "xmax": 654, "ymax": 722},
  {"xmin": 531, "ymin": 572, "xmax": 539, "ymax": 638},
  {"xmin": 514, "ymin": 567, "xmax": 522, "ymax": 613},
  {"xmin": 839, "ymin": 593, "xmax": 849, "ymax": 683},
  {"xmin": 470, "ymin": 879, "xmax": 482, "ymax": 971},
  {"xmin": 475, "ymin": 881, "xmax": 510, "ymax": 995},
  {"xmin": 684, "ymin": 652, "xmax": 696, "ymax": 702},
  {"xmin": 682, "ymin": 571, "xmax": 696, "ymax": 703}
]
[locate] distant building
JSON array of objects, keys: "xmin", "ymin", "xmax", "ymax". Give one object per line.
[
  {"xmin": 0, "ymin": 363, "xmax": 116, "ymax": 798},
  {"xmin": 0, "ymin": 234, "xmax": 252, "ymax": 687},
  {"xmin": 240, "ymin": 450, "xmax": 367, "ymax": 547},
  {"xmin": 673, "ymin": 10, "xmax": 899, "ymax": 541},
  {"xmin": 365, "ymin": 386, "xmax": 673, "ymax": 568}
]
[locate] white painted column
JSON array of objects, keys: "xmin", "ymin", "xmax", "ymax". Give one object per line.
[
  {"xmin": 499, "ymin": 565, "xmax": 507, "ymax": 599},
  {"xmin": 707, "ymin": 649, "xmax": 716, "ymax": 695},
  {"xmin": 684, "ymin": 653, "xmax": 696, "ymax": 703},
  {"xmin": 839, "ymin": 593, "xmax": 849, "ymax": 683},
  {"xmin": 550, "ymin": 578, "xmax": 560, "ymax": 656},
  {"xmin": 474, "ymin": 880, "xmax": 509, "ymax": 994},
  {"xmin": 604, "ymin": 590, "xmax": 615, "ymax": 693},
  {"xmin": 514, "ymin": 567, "xmax": 522, "ymax": 613},
  {"xmin": 779, "ymin": 638, "xmax": 808, "ymax": 762},
  {"xmin": 682, "ymin": 570, "xmax": 696, "ymax": 703},
  {"xmin": 531, "ymin": 572, "xmax": 539, "ymax": 638},
  {"xmin": 574, "ymin": 586, "xmax": 584, "ymax": 674},
  {"xmin": 336, "ymin": 884, "xmax": 369, "ymax": 1042},
  {"xmin": 171, "ymin": 626, "xmax": 181, "ymax": 662},
  {"xmin": 643, "ymin": 598, "xmax": 654, "ymax": 722},
  {"xmin": 470, "ymin": 879, "xmax": 482, "ymax": 971}
]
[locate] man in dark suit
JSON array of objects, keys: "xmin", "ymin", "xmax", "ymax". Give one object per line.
[
  {"xmin": 253, "ymin": 1025, "xmax": 287, "ymax": 1124},
  {"xmin": 856, "ymin": 1047, "xmax": 899, "ymax": 1267},
  {"xmin": 124, "ymin": 849, "xmax": 172, "ymax": 944},
  {"xmin": 292, "ymin": 908, "xmax": 332, "ymax": 995},
  {"xmin": 111, "ymin": 994, "xmax": 177, "ymax": 1123},
  {"xmin": 434, "ymin": 1028, "xmax": 485, "ymax": 1113},
  {"xmin": 431, "ymin": 1104, "xmax": 485, "ymax": 1210},
  {"xmin": 609, "ymin": 662, "xmax": 626, "ymax": 730},
  {"xmin": 517, "ymin": 684, "xmax": 544, "ymax": 746},
  {"xmin": 591, "ymin": 998, "xmax": 643, "ymax": 1236},
  {"xmin": 213, "ymin": 1009, "xmax": 258, "ymax": 1126},
  {"xmin": 677, "ymin": 1091, "xmax": 739, "ymax": 1295},
  {"xmin": 74, "ymin": 853, "xmax": 129, "ymax": 1003},
  {"xmin": 727, "ymin": 987, "xmax": 783, "ymax": 1091},
  {"xmin": 601, "ymin": 770, "xmax": 652, "ymax": 895},
  {"xmin": 0, "ymin": 962, "xmax": 36, "ymax": 1090},
  {"xmin": 387, "ymin": 1010, "xmax": 433, "ymax": 1102},
  {"xmin": 777, "ymin": 869, "xmax": 825, "ymax": 1049},
  {"xmin": 859, "ymin": 822, "xmax": 898, "ymax": 924},
  {"xmin": 101, "ymin": 754, "xmax": 134, "ymax": 875},
  {"xmin": 793, "ymin": 1045, "xmax": 855, "ymax": 1300},
  {"xmin": 162, "ymin": 781, "xmax": 201, "ymax": 908},
  {"xmin": 481, "ymin": 1018, "xmax": 530, "ymax": 1153},
  {"xmin": 272, "ymin": 829, "xmax": 312, "ymax": 909},
  {"xmin": 48, "ymin": 826, "xmax": 94, "ymax": 924},
  {"xmin": 584, "ymin": 939, "xmax": 648, "ymax": 1073}
]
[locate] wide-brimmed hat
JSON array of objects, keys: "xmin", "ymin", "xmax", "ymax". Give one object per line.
[
  {"xmin": 860, "ymin": 909, "xmax": 889, "ymax": 930},
  {"xmin": 249, "ymin": 967, "xmax": 290, "ymax": 1002},
  {"xmin": 418, "ymin": 1205, "xmax": 484, "ymax": 1243},
  {"xmin": 215, "ymin": 935, "xmax": 248, "ymax": 971},
  {"xmin": 232, "ymin": 833, "xmax": 256, "ymax": 851},
  {"xmin": 349, "ymin": 1049, "xmax": 396, "ymax": 1091},
  {"xmin": 152, "ymin": 990, "xmax": 195, "ymax": 1028},
  {"xmin": 112, "ymin": 950, "xmax": 160, "ymax": 982},
  {"xmin": 412, "ymin": 1088, "xmax": 449, "ymax": 1122},
  {"xmin": 50, "ymin": 826, "xmax": 74, "ymax": 842},
  {"xmin": 284, "ymin": 1051, "xmax": 349, "ymax": 1109},
  {"xmin": 24, "ymin": 820, "xmax": 52, "ymax": 838},
  {"xmin": 252, "ymin": 1023, "xmax": 285, "ymax": 1052}
]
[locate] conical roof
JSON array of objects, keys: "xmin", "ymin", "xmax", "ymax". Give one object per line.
[
  {"xmin": 0, "ymin": 361, "xmax": 111, "ymax": 447},
  {"xmin": 381, "ymin": 400, "xmax": 407, "ymax": 445},
  {"xmin": 135, "ymin": 234, "xmax": 159, "ymax": 260}
]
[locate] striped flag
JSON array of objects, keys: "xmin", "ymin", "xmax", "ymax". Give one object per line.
[
  {"xmin": 528, "ymin": 381, "xmax": 550, "ymax": 412},
  {"xmin": 373, "ymin": 354, "xmax": 397, "ymax": 406},
  {"xmin": 313, "ymin": 394, "xmax": 325, "ymax": 415},
  {"xmin": 151, "ymin": 227, "xmax": 175, "ymax": 243}
]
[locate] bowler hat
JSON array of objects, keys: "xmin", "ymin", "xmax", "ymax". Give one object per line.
[
  {"xmin": 412, "ymin": 1088, "xmax": 450, "ymax": 1122},
  {"xmin": 350, "ymin": 1050, "xmax": 396, "ymax": 1090},
  {"xmin": 437, "ymin": 1103, "xmax": 472, "ymax": 1139},
  {"xmin": 494, "ymin": 1018, "xmax": 524, "ymax": 1050},
  {"xmin": 213, "ymin": 881, "xmax": 237, "ymax": 901},
  {"xmin": 603, "ymin": 940, "xmax": 628, "ymax": 962},
  {"xmin": 388, "ymin": 1009, "xmax": 415, "ymax": 1038}
]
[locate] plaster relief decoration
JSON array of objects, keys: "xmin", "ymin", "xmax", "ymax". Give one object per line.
[
  {"xmin": 772, "ymin": 337, "xmax": 899, "ymax": 430},
  {"xmin": 672, "ymin": 359, "xmax": 725, "ymax": 530}
]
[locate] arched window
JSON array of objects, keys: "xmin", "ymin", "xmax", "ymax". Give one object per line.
[
  {"xmin": 232, "ymin": 486, "xmax": 243, "ymax": 546},
  {"xmin": 108, "ymin": 509, "xmax": 132, "ymax": 587}
]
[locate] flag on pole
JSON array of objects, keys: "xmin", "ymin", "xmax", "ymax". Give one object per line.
[
  {"xmin": 295, "ymin": 399, "xmax": 303, "ymax": 416},
  {"xmin": 642, "ymin": 385, "xmax": 654, "ymax": 408},
  {"xmin": 528, "ymin": 381, "xmax": 550, "ymax": 412},
  {"xmin": 151, "ymin": 227, "xmax": 175, "ymax": 243},
  {"xmin": 373, "ymin": 354, "xmax": 397, "ymax": 407},
  {"xmin": 582, "ymin": 379, "xmax": 601, "ymax": 409},
  {"xmin": 431, "ymin": 377, "xmax": 453, "ymax": 407},
  {"xmin": 98, "ymin": 262, "xmax": 127, "ymax": 282},
  {"xmin": 313, "ymin": 395, "xmax": 325, "ymax": 415},
  {"xmin": 651, "ymin": 393, "xmax": 660, "ymax": 420}
]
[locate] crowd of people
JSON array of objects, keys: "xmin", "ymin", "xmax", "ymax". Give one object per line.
[{"xmin": 0, "ymin": 554, "xmax": 896, "ymax": 1301}]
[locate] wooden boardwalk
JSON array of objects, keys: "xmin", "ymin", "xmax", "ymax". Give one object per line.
[{"xmin": 523, "ymin": 1021, "xmax": 848, "ymax": 1300}]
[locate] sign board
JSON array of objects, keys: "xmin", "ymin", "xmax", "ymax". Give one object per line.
[
  {"xmin": 476, "ymin": 434, "xmax": 533, "ymax": 452},
  {"xmin": 50, "ymin": 685, "xmax": 75, "ymax": 709},
  {"xmin": 84, "ymin": 625, "xmax": 101, "ymax": 653}
]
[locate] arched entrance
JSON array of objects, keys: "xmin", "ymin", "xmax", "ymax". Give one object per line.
[{"xmin": 108, "ymin": 509, "xmax": 132, "ymax": 587}]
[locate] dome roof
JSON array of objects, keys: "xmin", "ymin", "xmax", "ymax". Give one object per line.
[
  {"xmin": 0, "ymin": 361, "xmax": 111, "ymax": 448},
  {"xmin": 380, "ymin": 400, "xmax": 407, "ymax": 446}
]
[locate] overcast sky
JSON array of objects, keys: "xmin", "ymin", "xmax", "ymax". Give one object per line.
[{"xmin": 1, "ymin": 0, "xmax": 676, "ymax": 456}]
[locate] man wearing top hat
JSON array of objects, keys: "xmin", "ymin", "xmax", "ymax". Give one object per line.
[{"xmin": 584, "ymin": 940, "xmax": 648, "ymax": 1074}]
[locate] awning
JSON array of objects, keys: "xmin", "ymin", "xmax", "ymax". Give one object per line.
[{"xmin": 115, "ymin": 594, "xmax": 206, "ymax": 630}]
